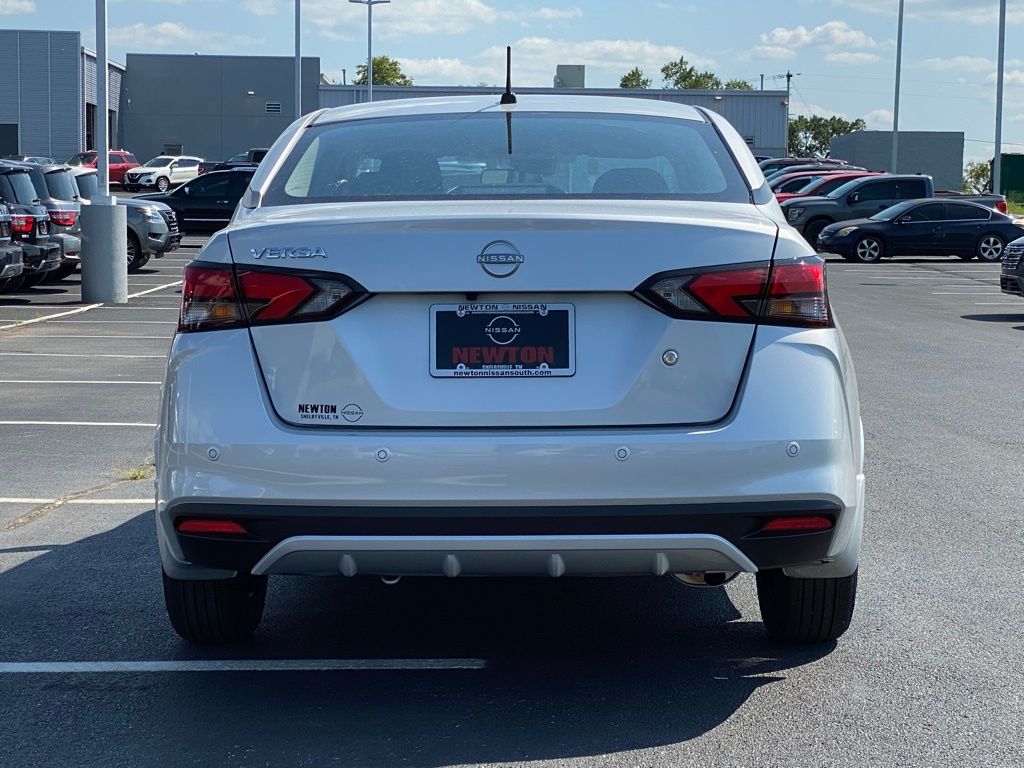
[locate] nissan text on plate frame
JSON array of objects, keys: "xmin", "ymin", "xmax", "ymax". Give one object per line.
[{"xmin": 157, "ymin": 95, "xmax": 864, "ymax": 645}]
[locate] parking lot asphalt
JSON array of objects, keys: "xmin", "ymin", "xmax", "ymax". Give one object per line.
[{"xmin": 1, "ymin": 247, "xmax": 1022, "ymax": 767}]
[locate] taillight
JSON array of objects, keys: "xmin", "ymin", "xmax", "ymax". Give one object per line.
[
  {"xmin": 179, "ymin": 263, "xmax": 365, "ymax": 332},
  {"xmin": 50, "ymin": 210, "xmax": 77, "ymax": 228},
  {"xmin": 10, "ymin": 214, "xmax": 32, "ymax": 234},
  {"xmin": 176, "ymin": 519, "xmax": 248, "ymax": 535},
  {"xmin": 996, "ymin": 201, "xmax": 1008, "ymax": 215},
  {"xmin": 638, "ymin": 258, "xmax": 831, "ymax": 327},
  {"xmin": 760, "ymin": 515, "xmax": 833, "ymax": 533}
]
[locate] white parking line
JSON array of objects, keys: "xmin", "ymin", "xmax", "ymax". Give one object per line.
[
  {"xmin": 932, "ymin": 292, "xmax": 1005, "ymax": 296},
  {"xmin": 973, "ymin": 302, "xmax": 1024, "ymax": 306},
  {"xmin": 0, "ymin": 352, "xmax": 165, "ymax": 358},
  {"xmin": 0, "ymin": 421, "xmax": 157, "ymax": 427},
  {"xmin": 0, "ymin": 282, "xmax": 182, "ymax": 330},
  {"xmin": 42, "ymin": 320, "xmax": 177, "ymax": 325},
  {"xmin": 0, "ymin": 380, "xmax": 160, "ymax": 385},
  {"xmin": 0, "ymin": 659, "xmax": 488, "ymax": 673},
  {"xmin": 0, "ymin": 498, "xmax": 153, "ymax": 504},
  {"xmin": 0, "ymin": 335, "xmax": 171, "ymax": 340}
]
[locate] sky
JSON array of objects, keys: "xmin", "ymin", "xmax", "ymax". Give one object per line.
[{"xmin": 2, "ymin": 0, "xmax": 1023, "ymax": 161}]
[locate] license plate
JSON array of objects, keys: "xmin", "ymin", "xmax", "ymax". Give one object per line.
[
  {"xmin": 37, "ymin": 221, "xmax": 48, "ymax": 235},
  {"xmin": 430, "ymin": 302, "xmax": 575, "ymax": 378}
]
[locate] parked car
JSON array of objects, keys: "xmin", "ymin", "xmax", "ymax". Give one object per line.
[
  {"xmin": 72, "ymin": 168, "xmax": 182, "ymax": 272},
  {"xmin": 3, "ymin": 155, "xmax": 56, "ymax": 165},
  {"xmin": 0, "ymin": 161, "xmax": 60, "ymax": 290},
  {"xmin": 999, "ymin": 238, "xmax": 1024, "ymax": 297},
  {"xmin": 156, "ymin": 95, "xmax": 863, "ymax": 646},
  {"xmin": 817, "ymin": 199, "xmax": 1024, "ymax": 263},
  {"xmin": 136, "ymin": 167, "xmax": 254, "ymax": 234},
  {"xmin": 65, "ymin": 150, "xmax": 140, "ymax": 185},
  {"xmin": 780, "ymin": 174, "xmax": 1008, "ymax": 245},
  {"xmin": 18, "ymin": 162, "xmax": 83, "ymax": 283},
  {"xmin": 204, "ymin": 148, "xmax": 269, "ymax": 174},
  {"xmin": 770, "ymin": 169, "xmax": 851, "ymax": 195},
  {"xmin": 764, "ymin": 163, "xmax": 864, "ymax": 184},
  {"xmin": 758, "ymin": 157, "xmax": 851, "ymax": 175},
  {"xmin": 775, "ymin": 172, "xmax": 883, "ymax": 204},
  {"xmin": 0, "ymin": 203, "xmax": 25, "ymax": 292},
  {"xmin": 123, "ymin": 155, "xmax": 203, "ymax": 193}
]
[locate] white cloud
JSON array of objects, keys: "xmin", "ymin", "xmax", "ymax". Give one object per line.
[
  {"xmin": 743, "ymin": 45, "xmax": 796, "ymax": 61},
  {"xmin": 308, "ymin": 0, "xmax": 499, "ymax": 40},
  {"xmin": 794, "ymin": 103, "xmax": 849, "ymax": 119},
  {"xmin": 825, "ymin": 52, "xmax": 880, "ymax": 65},
  {"xmin": 392, "ymin": 37, "xmax": 714, "ymax": 87},
  {"xmin": 762, "ymin": 21, "xmax": 878, "ymax": 49},
  {"xmin": 915, "ymin": 55, "xmax": 995, "ymax": 73},
  {"xmin": 861, "ymin": 108, "xmax": 893, "ymax": 130},
  {"xmin": 0, "ymin": 0, "xmax": 35, "ymax": 13},
  {"xmin": 244, "ymin": 0, "xmax": 277, "ymax": 15},
  {"xmin": 991, "ymin": 70, "xmax": 1024, "ymax": 86},
  {"xmin": 109, "ymin": 22, "xmax": 261, "ymax": 52},
  {"xmin": 532, "ymin": 6, "xmax": 583, "ymax": 20}
]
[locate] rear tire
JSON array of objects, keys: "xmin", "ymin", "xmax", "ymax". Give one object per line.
[
  {"xmin": 853, "ymin": 235, "xmax": 884, "ymax": 263},
  {"xmin": 975, "ymin": 233, "xmax": 1006, "ymax": 262},
  {"xmin": 756, "ymin": 568, "xmax": 857, "ymax": 643},
  {"xmin": 162, "ymin": 571, "xmax": 267, "ymax": 644},
  {"xmin": 0, "ymin": 274, "xmax": 25, "ymax": 293},
  {"xmin": 21, "ymin": 270, "xmax": 50, "ymax": 288},
  {"xmin": 802, "ymin": 218, "xmax": 832, "ymax": 249}
]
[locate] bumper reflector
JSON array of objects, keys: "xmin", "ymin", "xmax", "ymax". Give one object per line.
[
  {"xmin": 176, "ymin": 519, "xmax": 248, "ymax": 535},
  {"xmin": 760, "ymin": 515, "xmax": 833, "ymax": 533}
]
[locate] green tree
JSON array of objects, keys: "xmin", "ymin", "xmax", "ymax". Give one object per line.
[
  {"xmin": 787, "ymin": 115, "xmax": 866, "ymax": 157},
  {"xmin": 660, "ymin": 56, "xmax": 722, "ymax": 89},
  {"xmin": 353, "ymin": 55, "xmax": 413, "ymax": 86},
  {"xmin": 723, "ymin": 78, "xmax": 754, "ymax": 90},
  {"xmin": 619, "ymin": 67, "xmax": 652, "ymax": 89},
  {"xmin": 962, "ymin": 159, "xmax": 991, "ymax": 194}
]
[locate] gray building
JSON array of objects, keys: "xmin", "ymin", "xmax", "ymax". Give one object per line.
[
  {"xmin": 0, "ymin": 29, "xmax": 122, "ymax": 160},
  {"xmin": 830, "ymin": 130, "xmax": 965, "ymax": 190},
  {"xmin": 120, "ymin": 54, "xmax": 320, "ymax": 162},
  {"xmin": 319, "ymin": 85, "xmax": 789, "ymax": 157}
]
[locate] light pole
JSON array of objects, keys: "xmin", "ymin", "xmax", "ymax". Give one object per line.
[
  {"xmin": 294, "ymin": 0, "xmax": 301, "ymax": 119},
  {"xmin": 81, "ymin": 0, "xmax": 127, "ymax": 304},
  {"xmin": 993, "ymin": 0, "xmax": 1007, "ymax": 194},
  {"xmin": 891, "ymin": 0, "xmax": 905, "ymax": 173},
  {"xmin": 349, "ymin": 0, "xmax": 390, "ymax": 102}
]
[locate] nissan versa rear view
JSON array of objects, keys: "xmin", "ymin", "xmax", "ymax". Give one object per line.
[{"xmin": 157, "ymin": 95, "xmax": 864, "ymax": 645}]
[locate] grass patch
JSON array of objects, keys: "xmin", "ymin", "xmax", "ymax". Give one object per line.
[{"xmin": 119, "ymin": 457, "xmax": 156, "ymax": 482}]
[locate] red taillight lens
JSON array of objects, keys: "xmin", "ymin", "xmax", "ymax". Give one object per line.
[
  {"xmin": 760, "ymin": 515, "xmax": 834, "ymax": 533},
  {"xmin": 176, "ymin": 519, "xmax": 248, "ymax": 535},
  {"xmin": 996, "ymin": 201, "xmax": 1008, "ymax": 214},
  {"xmin": 179, "ymin": 263, "xmax": 364, "ymax": 332},
  {"xmin": 639, "ymin": 258, "xmax": 830, "ymax": 328},
  {"xmin": 49, "ymin": 210, "xmax": 77, "ymax": 228},
  {"xmin": 10, "ymin": 214, "xmax": 32, "ymax": 234}
]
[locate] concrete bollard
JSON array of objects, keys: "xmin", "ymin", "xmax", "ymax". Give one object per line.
[{"xmin": 80, "ymin": 201, "xmax": 128, "ymax": 304}]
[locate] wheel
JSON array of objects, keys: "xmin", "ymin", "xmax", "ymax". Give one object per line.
[
  {"xmin": 126, "ymin": 233, "xmax": 150, "ymax": 272},
  {"xmin": 162, "ymin": 571, "xmax": 267, "ymax": 644},
  {"xmin": 21, "ymin": 270, "xmax": 50, "ymax": 288},
  {"xmin": 44, "ymin": 263, "xmax": 78, "ymax": 282},
  {"xmin": 156, "ymin": 177, "xmax": 170, "ymax": 193},
  {"xmin": 802, "ymin": 218, "xmax": 832, "ymax": 249},
  {"xmin": 853, "ymin": 235, "xmax": 884, "ymax": 263},
  {"xmin": 976, "ymin": 233, "xmax": 1006, "ymax": 262},
  {"xmin": 756, "ymin": 568, "xmax": 857, "ymax": 643},
  {"xmin": 0, "ymin": 275, "xmax": 25, "ymax": 293}
]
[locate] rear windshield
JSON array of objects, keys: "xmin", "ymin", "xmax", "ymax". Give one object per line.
[
  {"xmin": 143, "ymin": 157, "xmax": 173, "ymax": 167},
  {"xmin": 263, "ymin": 112, "xmax": 750, "ymax": 206},
  {"xmin": 0, "ymin": 171, "xmax": 40, "ymax": 204},
  {"xmin": 75, "ymin": 173, "xmax": 98, "ymax": 201},
  {"xmin": 67, "ymin": 152, "xmax": 96, "ymax": 166},
  {"xmin": 45, "ymin": 169, "xmax": 79, "ymax": 201}
]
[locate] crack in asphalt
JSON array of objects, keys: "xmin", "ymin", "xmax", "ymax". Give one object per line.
[{"xmin": 0, "ymin": 476, "xmax": 150, "ymax": 534}]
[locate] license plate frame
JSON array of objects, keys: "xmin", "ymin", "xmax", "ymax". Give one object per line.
[{"xmin": 430, "ymin": 302, "xmax": 576, "ymax": 379}]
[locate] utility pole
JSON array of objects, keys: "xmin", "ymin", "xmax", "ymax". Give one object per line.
[
  {"xmin": 760, "ymin": 73, "xmax": 764, "ymax": 91},
  {"xmin": 349, "ymin": 0, "xmax": 390, "ymax": 102},
  {"xmin": 891, "ymin": 0, "xmax": 905, "ymax": 173},
  {"xmin": 81, "ymin": 0, "xmax": 127, "ymax": 304},
  {"xmin": 294, "ymin": 0, "xmax": 301, "ymax": 119},
  {"xmin": 342, "ymin": 68, "xmax": 347, "ymax": 86},
  {"xmin": 993, "ymin": 0, "xmax": 1007, "ymax": 194},
  {"xmin": 785, "ymin": 70, "xmax": 793, "ymax": 156}
]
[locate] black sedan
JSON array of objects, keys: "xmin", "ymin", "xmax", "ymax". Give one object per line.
[
  {"xmin": 817, "ymin": 199, "xmax": 1024, "ymax": 263},
  {"xmin": 135, "ymin": 168, "xmax": 254, "ymax": 234}
]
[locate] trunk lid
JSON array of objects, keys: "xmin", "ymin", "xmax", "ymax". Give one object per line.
[{"xmin": 228, "ymin": 200, "xmax": 778, "ymax": 428}]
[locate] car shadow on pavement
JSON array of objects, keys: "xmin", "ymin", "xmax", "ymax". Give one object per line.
[
  {"xmin": 961, "ymin": 313, "xmax": 1024, "ymax": 331},
  {"xmin": 0, "ymin": 513, "xmax": 834, "ymax": 767}
]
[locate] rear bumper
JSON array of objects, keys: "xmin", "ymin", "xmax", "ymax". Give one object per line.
[
  {"xmin": 21, "ymin": 243, "xmax": 61, "ymax": 273},
  {"xmin": 51, "ymin": 233, "xmax": 81, "ymax": 263},
  {"xmin": 0, "ymin": 245, "xmax": 23, "ymax": 279},
  {"xmin": 157, "ymin": 324, "xmax": 864, "ymax": 581}
]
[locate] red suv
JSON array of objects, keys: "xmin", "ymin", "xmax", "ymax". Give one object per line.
[{"xmin": 65, "ymin": 150, "xmax": 141, "ymax": 185}]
